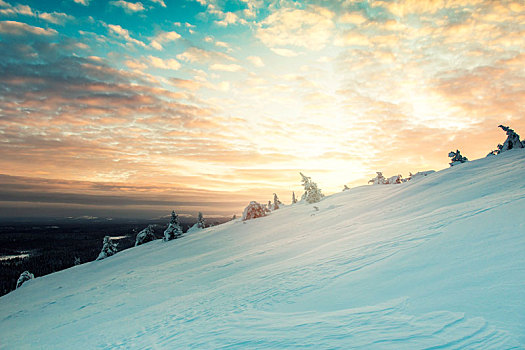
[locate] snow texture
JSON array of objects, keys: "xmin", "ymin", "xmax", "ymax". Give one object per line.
[
  {"xmin": 135, "ymin": 225, "xmax": 157, "ymax": 246},
  {"xmin": 96, "ymin": 236, "xmax": 118, "ymax": 260},
  {"xmin": 408, "ymin": 170, "xmax": 435, "ymax": 181},
  {"xmin": 1, "ymin": 150, "xmax": 525, "ymax": 349}
]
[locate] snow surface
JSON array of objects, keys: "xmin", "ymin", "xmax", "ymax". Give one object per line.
[{"xmin": 1, "ymin": 150, "xmax": 525, "ymax": 349}]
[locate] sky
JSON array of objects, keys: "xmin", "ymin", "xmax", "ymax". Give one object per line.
[{"xmin": 0, "ymin": 0, "xmax": 524, "ymax": 220}]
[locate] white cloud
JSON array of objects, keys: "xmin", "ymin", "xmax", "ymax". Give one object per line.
[
  {"xmin": 0, "ymin": 3, "xmax": 72, "ymax": 24},
  {"xmin": 72, "ymin": 0, "xmax": 90, "ymax": 5},
  {"xmin": 148, "ymin": 55, "xmax": 181, "ymax": 70},
  {"xmin": 256, "ymin": 6, "xmax": 335, "ymax": 51},
  {"xmin": 339, "ymin": 12, "xmax": 367, "ymax": 25},
  {"xmin": 110, "ymin": 0, "xmax": 145, "ymax": 13},
  {"xmin": 215, "ymin": 12, "xmax": 243, "ymax": 26},
  {"xmin": 247, "ymin": 55, "xmax": 264, "ymax": 67},
  {"xmin": 125, "ymin": 60, "xmax": 148, "ymax": 70},
  {"xmin": 149, "ymin": 0, "xmax": 166, "ymax": 7},
  {"xmin": 107, "ymin": 24, "xmax": 147, "ymax": 47},
  {"xmin": 0, "ymin": 20, "xmax": 57, "ymax": 35},
  {"xmin": 209, "ymin": 63, "xmax": 243, "ymax": 72},
  {"xmin": 270, "ymin": 47, "xmax": 300, "ymax": 57},
  {"xmin": 176, "ymin": 47, "xmax": 236, "ymax": 64},
  {"xmin": 150, "ymin": 30, "xmax": 181, "ymax": 50}
]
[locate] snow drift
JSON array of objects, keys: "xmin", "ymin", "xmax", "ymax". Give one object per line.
[{"xmin": 1, "ymin": 150, "xmax": 525, "ymax": 349}]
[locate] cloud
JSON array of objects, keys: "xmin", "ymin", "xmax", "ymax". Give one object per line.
[
  {"xmin": 256, "ymin": 6, "xmax": 335, "ymax": 51},
  {"xmin": 0, "ymin": 2, "xmax": 73, "ymax": 24},
  {"xmin": 110, "ymin": 0, "xmax": 145, "ymax": 13},
  {"xmin": 148, "ymin": 55, "xmax": 181, "ymax": 70},
  {"xmin": 0, "ymin": 20, "xmax": 57, "ymax": 36},
  {"xmin": 0, "ymin": 174, "xmax": 252, "ymax": 218},
  {"xmin": 107, "ymin": 24, "xmax": 147, "ymax": 47},
  {"xmin": 215, "ymin": 11, "xmax": 242, "ymax": 26},
  {"xmin": 270, "ymin": 48, "xmax": 300, "ymax": 57},
  {"xmin": 247, "ymin": 55, "xmax": 264, "ymax": 67},
  {"xmin": 150, "ymin": 30, "xmax": 181, "ymax": 50},
  {"xmin": 339, "ymin": 12, "xmax": 367, "ymax": 25},
  {"xmin": 149, "ymin": 0, "xmax": 166, "ymax": 7},
  {"xmin": 209, "ymin": 63, "xmax": 243, "ymax": 72},
  {"xmin": 176, "ymin": 47, "xmax": 236, "ymax": 64},
  {"xmin": 72, "ymin": 0, "xmax": 90, "ymax": 5}
]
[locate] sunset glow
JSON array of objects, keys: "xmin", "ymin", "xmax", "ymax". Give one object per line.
[{"xmin": 1, "ymin": 0, "xmax": 524, "ymax": 219}]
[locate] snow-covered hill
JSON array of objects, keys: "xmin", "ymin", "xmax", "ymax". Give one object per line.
[{"xmin": 1, "ymin": 150, "xmax": 525, "ymax": 349}]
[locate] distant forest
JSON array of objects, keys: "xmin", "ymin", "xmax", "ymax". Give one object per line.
[{"xmin": 0, "ymin": 218, "xmax": 228, "ymax": 296}]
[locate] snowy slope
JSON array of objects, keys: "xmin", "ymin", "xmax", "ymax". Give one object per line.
[{"xmin": 1, "ymin": 150, "xmax": 525, "ymax": 349}]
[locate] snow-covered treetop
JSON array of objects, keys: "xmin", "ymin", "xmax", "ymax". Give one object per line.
[
  {"xmin": 489, "ymin": 125, "xmax": 525, "ymax": 155},
  {"xmin": 96, "ymin": 236, "xmax": 118, "ymax": 260},
  {"xmin": 273, "ymin": 193, "xmax": 282, "ymax": 210},
  {"xmin": 448, "ymin": 149, "xmax": 468, "ymax": 167},
  {"xmin": 164, "ymin": 210, "xmax": 183, "ymax": 241},
  {"xmin": 135, "ymin": 225, "xmax": 156, "ymax": 246},
  {"xmin": 300, "ymin": 172, "xmax": 324, "ymax": 204},
  {"xmin": 242, "ymin": 201, "xmax": 267, "ymax": 221},
  {"xmin": 169, "ymin": 210, "xmax": 180, "ymax": 226},
  {"xmin": 368, "ymin": 172, "xmax": 386, "ymax": 185},
  {"xmin": 16, "ymin": 271, "xmax": 34, "ymax": 289},
  {"xmin": 197, "ymin": 212, "xmax": 206, "ymax": 229}
]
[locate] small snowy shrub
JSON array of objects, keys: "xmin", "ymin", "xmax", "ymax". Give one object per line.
[
  {"xmin": 448, "ymin": 149, "xmax": 468, "ymax": 166},
  {"xmin": 96, "ymin": 236, "xmax": 118, "ymax": 260},
  {"xmin": 300, "ymin": 172, "xmax": 324, "ymax": 204},
  {"xmin": 164, "ymin": 210, "xmax": 183, "ymax": 241},
  {"xmin": 489, "ymin": 125, "xmax": 525, "ymax": 155},
  {"xmin": 135, "ymin": 225, "xmax": 157, "ymax": 246},
  {"xmin": 16, "ymin": 271, "xmax": 34, "ymax": 289},
  {"xmin": 292, "ymin": 191, "xmax": 297, "ymax": 204},
  {"xmin": 242, "ymin": 201, "xmax": 267, "ymax": 221},
  {"xmin": 343, "ymin": 185, "xmax": 350, "ymax": 191},
  {"xmin": 368, "ymin": 172, "xmax": 386, "ymax": 185}
]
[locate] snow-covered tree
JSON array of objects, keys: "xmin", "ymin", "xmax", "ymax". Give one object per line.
[
  {"xmin": 242, "ymin": 201, "xmax": 267, "ymax": 221},
  {"xmin": 164, "ymin": 210, "xmax": 183, "ymax": 241},
  {"xmin": 448, "ymin": 149, "xmax": 468, "ymax": 166},
  {"xmin": 292, "ymin": 191, "xmax": 297, "ymax": 204},
  {"xmin": 135, "ymin": 225, "xmax": 157, "ymax": 246},
  {"xmin": 187, "ymin": 212, "xmax": 206, "ymax": 234},
  {"xmin": 197, "ymin": 212, "xmax": 206, "ymax": 229},
  {"xmin": 267, "ymin": 200, "xmax": 272, "ymax": 211},
  {"xmin": 385, "ymin": 175, "xmax": 403, "ymax": 184},
  {"xmin": 273, "ymin": 193, "xmax": 282, "ymax": 210},
  {"xmin": 300, "ymin": 172, "xmax": 324, "ymax": 204},
  {"xmin": 231, "ymin": 214, "xmax": 237, "ymax": 220},
  {"xmin": 16, "ymin": 271, "xmax": 34, "ymax": 289},
  {"xmin": 489, "ymin": 125, "xmax": 525, "ymax": 155},
  {"xmin": 368, "ymin": 172, "xmax": 386, "ymax": 185},
  {"xmin": 74, "ymin": 257, "xmax": 81, "ymax": 266},
  {"xmin": 96, "ymin": 236, "xmax": 118, "ymax": 260}
]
